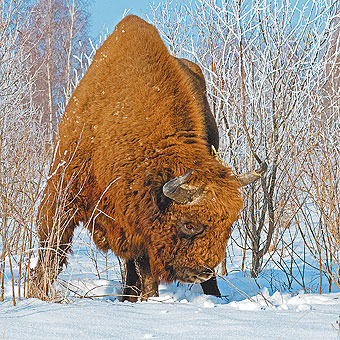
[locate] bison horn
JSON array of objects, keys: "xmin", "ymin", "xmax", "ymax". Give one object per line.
[
  {"xmin": 236, "ymin": 162, "xmax": 268, "ymax": 187},
  {"xmin": 163, "ymin": 170, "xmax": 203, "ymax": 205}
]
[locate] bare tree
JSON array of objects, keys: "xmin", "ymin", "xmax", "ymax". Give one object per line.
[
  {"xmin": 149, "ymin": 0, "xmax": 339, "ymax": 285},
  {"xmin": 23, "ymin": 0, "xmax": 91, "ymax": 142},
  {"xmin": 0, "ymin": 0, "xmax": 49, "ymax": 305}
]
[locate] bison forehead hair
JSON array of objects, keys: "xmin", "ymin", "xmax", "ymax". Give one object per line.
[{"xmin": 34, "ymin": 15, "xmax": 244, "ymax": 300}]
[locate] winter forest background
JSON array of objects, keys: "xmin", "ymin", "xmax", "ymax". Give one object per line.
[{"xmin": 0, "ymin": 0, "xmax": 340, "ymax": 336}]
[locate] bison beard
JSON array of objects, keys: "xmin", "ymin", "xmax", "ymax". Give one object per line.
[{"xmin": 28, "ymin": 15, "xmax": 263, "ymax": 302}]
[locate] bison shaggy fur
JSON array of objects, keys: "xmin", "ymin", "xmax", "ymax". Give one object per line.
[{"xmin": 30, "ymin": 15, "xmax": 243, "ymax": 301}]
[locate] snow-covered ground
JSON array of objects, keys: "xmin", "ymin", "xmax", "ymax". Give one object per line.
[
  {"xmin": 1, "ymin": 228, "xmax": 339, "ymax": 340},
  {"xmin": 2, "ymin": 291, "xmax": 339, "ymax": 340}
]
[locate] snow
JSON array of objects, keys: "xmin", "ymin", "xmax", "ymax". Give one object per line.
[
  {"xmin": 1, "ymin": 291, "xmax": 339, "ymax": 340},
  {"xmin": 1, "ymin": 229, "xmax": 340, "ymax": 340}
]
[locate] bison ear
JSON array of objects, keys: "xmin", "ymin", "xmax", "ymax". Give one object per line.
[{"xmin": 162, "ymin": 170, "xmax": 204, "ymax": 205}]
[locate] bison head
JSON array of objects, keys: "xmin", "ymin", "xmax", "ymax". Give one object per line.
[{"xmin": 144, "ymin": 163, "xmax": 266, "ymax": 284}]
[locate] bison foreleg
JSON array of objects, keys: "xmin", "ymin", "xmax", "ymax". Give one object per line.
[
  {"xmin": 200, "ymin": 275, "xmax": 221, "ymax": 298},
  {"xmin": 122, "ymin": 256, "xmax": 159, "ymax": 302},
  {"xmin": 122, "ymin": 259, "xmax": 141, "ymax": 302},
  {"xmin": 136, "ymin": 256, "xmax": 159, "ymax": 301}
]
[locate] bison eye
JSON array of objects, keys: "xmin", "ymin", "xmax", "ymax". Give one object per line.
[{"xmin": 177, "ymin": 221, "xmax": 204, "ymax": 237}]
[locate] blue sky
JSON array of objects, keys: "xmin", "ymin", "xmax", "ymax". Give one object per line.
[{"xmin": 89, "ymin": 0, "xmax": 163, "ymax": 38}]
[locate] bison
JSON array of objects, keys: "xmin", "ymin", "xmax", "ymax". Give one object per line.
[{"xmin": 29, "ymin": 15, "xmax": 266, "ymax": 302}]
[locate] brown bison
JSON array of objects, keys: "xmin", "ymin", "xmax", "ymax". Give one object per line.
[{"xmin": 29, "ymin": 15, "xmax": 266, "ymax": 301}]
